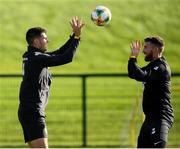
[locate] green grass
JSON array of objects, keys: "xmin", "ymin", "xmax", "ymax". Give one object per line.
[
  {"xmin": 0, "ymin": 0, "xmax": 180, "ymax": 147},
  {"xmin": 0, "ymin": 77, "xmax": 179, "ymax": 147},
  {"xmin": 0, "ymin": 0, "xmax": 180, "ymax": 73}
]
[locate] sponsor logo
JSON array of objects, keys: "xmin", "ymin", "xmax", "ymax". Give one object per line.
[{"xmin": 154, "ymin": 66, "xmax": 159, "ymax": 70}]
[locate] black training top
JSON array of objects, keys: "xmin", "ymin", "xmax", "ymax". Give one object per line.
[
  {"xmin": 19, "ymin": 34, "xmax": 80, "ymax": 116},
  {"xmin": 128, "ymin": 57, "xmax": 174, "ymax": 126}
]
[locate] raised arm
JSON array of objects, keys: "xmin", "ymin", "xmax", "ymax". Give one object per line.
[
  {"xmin": 35, "ymin": 17, "xmax": 85, "ymax": 67},
  {"xmin": 48, "ymin": 34, "xmax": 75, "ymax": 55},
  {"xmin": 128, "ymin": 40, "xmax": 148, "ymax": 82},
  {"xmin": 48, "ymin": 17, "xmax": 85, "ymax": 55},
  {"xmin": 128, "ymin": 58, "xmax": 148, "ymax": 81}
]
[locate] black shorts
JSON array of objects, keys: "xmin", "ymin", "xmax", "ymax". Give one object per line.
[
  {"xmin": 18, "ymin": 109, "xmax": 48, "ymax": 143},
  {"xmin": 137, "ymin": 118, "xmax": 170, "ymax": 148}
]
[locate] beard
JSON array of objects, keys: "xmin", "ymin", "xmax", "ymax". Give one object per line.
[
  {"xmin": 144, "ymin": 52, "xmax": 153, "ymax": 62},
  {"xmin": 41, "ymin": 45, "xmax": 48, "ymax": 52}
]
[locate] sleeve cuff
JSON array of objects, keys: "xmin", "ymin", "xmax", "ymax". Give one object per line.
[
  {"xmin": 70, "ymin": 33, "xmax": 80, "ymax": 40},
  {"xmin": 129, "ymin": 55, "xmax": 136, "ymax": 59},
  {"xmin": 74, "ymin": 35, "xmax": 80, "ymax": 39}
]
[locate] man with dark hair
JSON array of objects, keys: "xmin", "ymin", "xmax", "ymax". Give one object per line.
[
  {"xmin": 18, "ymin": 17, "xmax": 84, "ymax": 148},
  {"xmin": 26, "ymin": 27, "xmax": 47, "ymax": 45},
  {"xmin": 128, "ymin": 36, "xmax": 174, "ymax": 148}
]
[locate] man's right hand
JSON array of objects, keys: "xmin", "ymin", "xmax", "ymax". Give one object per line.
[
  {"xmin": 130, "ymin": 40, "xmax": 141, "ymax": 58},
  {"xmin": 70, "ymin": 16, "xmax": 85, "ymax": 38}
]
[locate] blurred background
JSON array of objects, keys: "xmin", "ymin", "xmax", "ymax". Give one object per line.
[{"xmin": 0, "ymin": 0, "xmax": 179, "ymax": 147}]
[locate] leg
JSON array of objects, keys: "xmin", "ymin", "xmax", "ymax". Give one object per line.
[
  {"xmin": 28, "ymin": 138, "xmax": 48, "ymax": 148},
  {"xmin": 151, "ymin": 122, "xmax": 169, "ymax": 148},
  {"xmin": 137, "ymin": 120, "xmax": 151, "ymax": 148},
  {"xmin": 18, "ymin": 110, "xmax": 48, "ymax": 147}
]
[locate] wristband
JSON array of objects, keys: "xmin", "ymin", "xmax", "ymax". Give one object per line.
[
  {"xmin": 130, "ymin": 55, "xmax": 136, "ymax": 59},
  {"xmin": 74, "ymin": 35, "xmax": 80, "ymax": 39}
]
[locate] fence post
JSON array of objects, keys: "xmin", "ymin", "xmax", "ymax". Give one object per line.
[{"xmin": 82, "ymin": 75, "xmax": 87, "ymax": 147}]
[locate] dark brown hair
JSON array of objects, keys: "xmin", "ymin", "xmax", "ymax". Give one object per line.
[
  {"xmin": 144, "ymin": 36, "xmax": 164, "ymax": 51},
  {"xmin": 26, "ymin": 27, "xmax": 46, "ymax": 45}
]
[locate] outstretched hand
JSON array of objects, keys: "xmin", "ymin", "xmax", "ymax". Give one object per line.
[
  {"xmin": 130, "ymin": 40, "xmax": 141, "ymax": 58},
  {"xmin": 70, "ymin": 16, "xmax": 85, "ymax": 37}
]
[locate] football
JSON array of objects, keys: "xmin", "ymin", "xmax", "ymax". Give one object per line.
[{"xmin": 91, "ymin": 6, "xmax": 112, "ymax": 26}]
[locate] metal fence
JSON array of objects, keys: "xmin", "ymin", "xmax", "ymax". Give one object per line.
[{"xmin": 0, "ymin": 73, "xmax": 180, "ymax": 148}]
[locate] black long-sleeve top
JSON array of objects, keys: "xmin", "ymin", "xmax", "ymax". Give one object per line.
[
  {"xmin": 128, "ymin": 57, "xmax": 174, "ymax": 127},
  {"xmin": 19, "ymin": 34, "xmax": 80, "ymax": 116}
]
